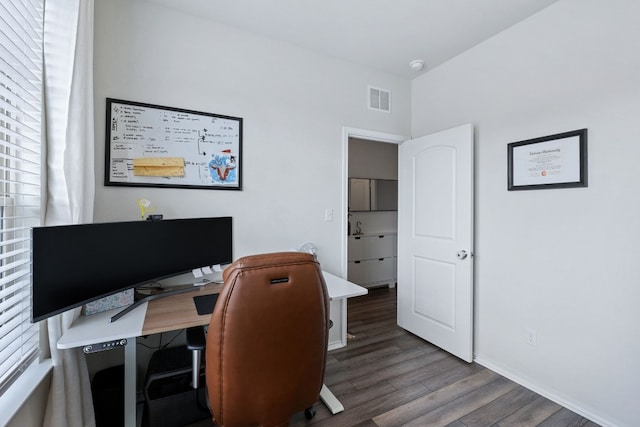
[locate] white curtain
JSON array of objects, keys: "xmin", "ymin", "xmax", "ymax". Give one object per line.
[{"xmin": 42, "ymin": 0, "xmax": 96, "ymax": 426}]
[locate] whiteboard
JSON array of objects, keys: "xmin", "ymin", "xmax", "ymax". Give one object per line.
[{"xmin": 105, "ymin": 98, "xmax": 242, "ymax": 190}]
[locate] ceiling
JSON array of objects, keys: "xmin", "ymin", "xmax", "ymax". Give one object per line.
[{"xmin": 143, "ymin": 0, "xmax": 560, "ymax": 79}]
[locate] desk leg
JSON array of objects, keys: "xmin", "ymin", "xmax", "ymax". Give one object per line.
[
  {"xmin": 320, "ymin": 384, "xmax": 344, "ymax": 414},
  {"xmin": 124, "ymin": 338, "xmax": 136, "ymax": 427}
]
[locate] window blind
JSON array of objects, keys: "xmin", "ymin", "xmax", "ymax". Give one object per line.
[{"xmin": 0, "ymin": 0, "xmax": 43, "ymax": 395}]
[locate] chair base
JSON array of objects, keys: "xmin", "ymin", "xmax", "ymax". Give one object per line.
[{"xmin": 305, "ymin": 407, "xmax": 316, "ymax": 420}]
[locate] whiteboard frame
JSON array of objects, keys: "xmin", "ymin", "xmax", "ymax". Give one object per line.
[{"xmin": 104, "ymin": 98, "xmax": 243, "ymax": 190}]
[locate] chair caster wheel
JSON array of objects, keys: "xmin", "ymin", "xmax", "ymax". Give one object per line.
[{"xmin": 305, "ymin": 407, "xmax": 316, "ymax": 420}]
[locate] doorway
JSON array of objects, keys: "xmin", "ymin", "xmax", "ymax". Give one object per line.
[
  {"xmin": 341, "ymin": 125, "xmax": 474, "ymax": 362},
  {"xmin": 341, "ymin": 127, "xmax": 407, "ymax": 287}
]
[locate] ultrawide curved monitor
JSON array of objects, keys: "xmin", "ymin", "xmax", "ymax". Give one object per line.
[{"xmin": 31, "ymin": 216, "xmax": 232, "ymax": 322}]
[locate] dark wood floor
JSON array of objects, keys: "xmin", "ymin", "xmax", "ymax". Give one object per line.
[{"xmin": 191, "ymin": 287, "xmax": 599, "ymax": 427}]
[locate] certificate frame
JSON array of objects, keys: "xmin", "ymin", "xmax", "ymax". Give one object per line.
[{"xmin": 507, "ymin": 129, "xmax": 587, "ymax": 191}]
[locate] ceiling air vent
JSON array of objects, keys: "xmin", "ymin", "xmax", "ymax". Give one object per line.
[{"xmin": 368, "ymin": 86, "xmax": 391, "ymax": 112}]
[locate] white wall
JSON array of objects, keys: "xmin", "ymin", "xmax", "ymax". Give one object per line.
[
  {"xmin": 93, "ymin": 0, "xmax": 410, "ymax": 276},
  {"xmin": 411, "ymin": 1, "xmax": 640, "ymax": 426},
  {"xmin": 6, "ymin": 375, "xmax": 50, "ymax": 427}
]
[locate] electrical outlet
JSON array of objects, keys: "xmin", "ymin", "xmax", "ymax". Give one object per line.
[{"xmin": 526, "ymin": 328, "xmax": 537, "ymax": 347}]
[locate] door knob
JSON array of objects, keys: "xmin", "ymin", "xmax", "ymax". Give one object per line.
[{"xmin": 456, "ymin": 250, "xmax": 468, "ymax": 260}]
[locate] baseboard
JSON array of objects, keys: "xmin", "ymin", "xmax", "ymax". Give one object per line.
[
  {"xmin": 473, "ymin": 355, "xmax": 616, "ymax": 427},
  {"xmin": 327, "ymin": 340, "xmax": 344, "ymax": 351}
]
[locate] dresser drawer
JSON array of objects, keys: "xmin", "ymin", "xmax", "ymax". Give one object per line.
[
  {"xmin": 348, "ymin": 234, "xmax": 395, "ymax": 261},
  {"xmin": 347, "ymin": 257, "xmax": 395, "ymax": 286}
]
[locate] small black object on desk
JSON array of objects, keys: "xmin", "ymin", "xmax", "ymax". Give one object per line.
[{"xmin": 193, "ymin": 293, "xmax": 219, "ymax": 315}]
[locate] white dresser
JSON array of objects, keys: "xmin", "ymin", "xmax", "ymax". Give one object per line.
[{"xmin": 347, "ymin": 233, "xmax": 397, "ymax": 288}]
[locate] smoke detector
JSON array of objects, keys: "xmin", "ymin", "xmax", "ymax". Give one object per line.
[{"xmin": 409, "ymin": 59, "xmax": 425, "ymax": 72}]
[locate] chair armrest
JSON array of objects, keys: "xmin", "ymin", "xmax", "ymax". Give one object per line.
[{"xmin": 186, "ymin": 326, "xmax": 206, "ymax": 351}]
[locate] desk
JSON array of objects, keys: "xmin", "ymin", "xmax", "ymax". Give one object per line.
[{"xmin": 58, "ymin": 271, "xmax": 367, "ymax": 427}]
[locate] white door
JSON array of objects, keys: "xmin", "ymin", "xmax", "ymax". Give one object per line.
[{"xmin": 397, "ymin": 124, "xmax": 474, "ymax": 362}]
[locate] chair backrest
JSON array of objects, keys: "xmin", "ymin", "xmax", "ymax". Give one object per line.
[{"xmin": 205, "ymin": 252, "xmax": 329, "ymax": 426}]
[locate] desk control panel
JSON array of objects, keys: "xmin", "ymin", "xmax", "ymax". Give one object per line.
[{"xmin": 83, "ymin": 338, "xmax": 128, "ymax": 354}]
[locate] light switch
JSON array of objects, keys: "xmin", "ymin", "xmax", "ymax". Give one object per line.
[{"xmin": 325, "ymin": 208, "xmax": 334, "ymax": 222}]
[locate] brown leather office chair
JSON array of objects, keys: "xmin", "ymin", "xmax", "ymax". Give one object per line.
[{"xmin": 205, "ymin": 252, "xmax": 330, "ymax": 426}]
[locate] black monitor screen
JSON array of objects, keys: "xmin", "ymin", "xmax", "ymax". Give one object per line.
[{"xmin": 31, "ymin": 217, "xmax": 232, "ymax": 322}]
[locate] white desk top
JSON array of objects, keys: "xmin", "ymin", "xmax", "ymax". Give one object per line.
[
  {"xmin": 57, "ymin": 302, "xmax": 147, "ymax": 349},
  {"xmin": 58, "ymin": 271, "xmax": 366, "ymax": 350},
  {"xmin": 323, "ymin": 271, "xmax": 368, "ymax": 299}
]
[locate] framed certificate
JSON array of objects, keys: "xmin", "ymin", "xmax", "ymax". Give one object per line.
[{"xmin": 507, "ymin": 129, "xmax": 587, "ymax": 191}]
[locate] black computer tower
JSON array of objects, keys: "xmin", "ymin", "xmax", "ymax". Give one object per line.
[
  {"xmin": 92, "ymin": 364, "xmax": 125, "ymax": 427},
  {"xmin": 143, "ymin": 345, "xmax": 210, "ymax": 427}
]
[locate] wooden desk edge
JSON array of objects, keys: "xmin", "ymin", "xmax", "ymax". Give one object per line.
[
  {"xmin": 141, "ymin": 273, "xmax": 366, "ymax": 335},
  {"xmin": 142, "ymin": 282, "xmax": 223, "ymax": 335}
]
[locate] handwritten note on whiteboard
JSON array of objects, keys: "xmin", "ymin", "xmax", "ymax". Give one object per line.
[{"xmin": 105, "ymin": 98, "xmax": 242, "ymax": 190}]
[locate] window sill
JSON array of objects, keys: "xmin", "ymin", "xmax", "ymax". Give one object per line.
[{"xmin": 0, "ymin": 358, "xmax": 53, "ymax": 426}]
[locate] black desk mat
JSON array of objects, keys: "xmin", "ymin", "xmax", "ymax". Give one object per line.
[{"xmin": 193, "ymin": 293, "xmax": 219, "ymax": 315}]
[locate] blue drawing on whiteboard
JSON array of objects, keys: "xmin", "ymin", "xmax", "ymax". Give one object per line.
[{"xmin": 209, "ymin": 151, "xmax": 237, "ymax": 183}]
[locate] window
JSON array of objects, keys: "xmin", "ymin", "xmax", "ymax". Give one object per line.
[{"xmin": 0, "ymin": 0, "xmax": 44, "ymax": 395}]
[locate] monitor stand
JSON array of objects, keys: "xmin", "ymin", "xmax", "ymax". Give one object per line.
[
  {"xmin": 109, "ymin": 286, "xmax": 196, "ymax": 323},
  {"xmin": 109, "ymin": 268, "xmax": 223, "ymax": 322}
]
